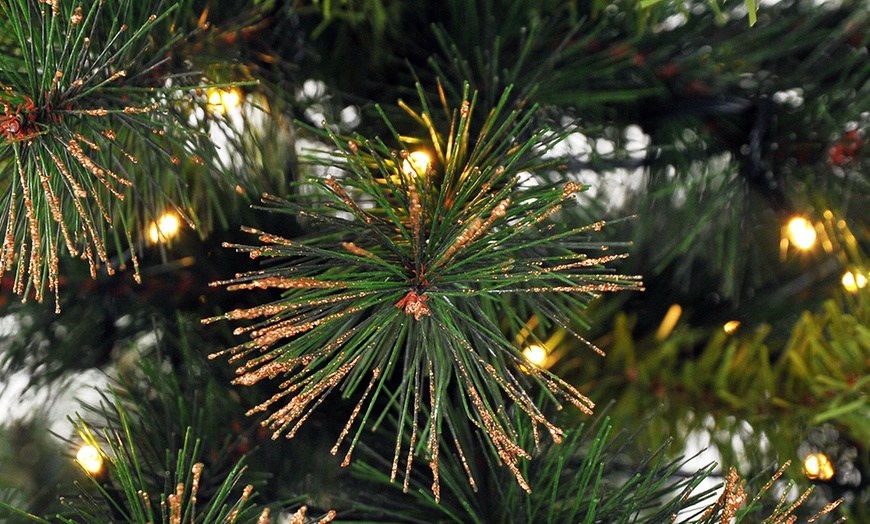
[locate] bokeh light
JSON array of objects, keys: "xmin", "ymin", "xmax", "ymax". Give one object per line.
[
  {"xmin": 402, "ymin": 150, "xmax": 431, "ymax": 178},
  {"xmin": 522, "ymin": 344, "xmax": 548, "ymax": 367},
  {"xmin": 787, "ymin": 217, "xmax": 817, "ymax": 250},
  {"xmin": 148, "ymin": 213, "xmax": 181, "ymax": 244},
  {"xmin": 803, "ymin": 452, "xmax": 834, "ymax": 481},
  {"xmin": 76, "ymin": 445, "xmax": 103, "ymax": 474}
]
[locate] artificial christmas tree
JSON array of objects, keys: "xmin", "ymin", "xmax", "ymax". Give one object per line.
[{"xmin": 0, "ymin": 0, "xmax": 867, "ymax": 522}]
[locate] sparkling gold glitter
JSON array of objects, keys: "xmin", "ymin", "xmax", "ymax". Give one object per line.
[
  {"xmin": 453, "ymin": 434, "xmax": 477, "ymax": 490},
  {"xmin": 258, "ymin": 355, "xmax": 362, "ymax": 440},
  {"xmin": 808, "ymin": 500, "xmax": 843, "ymax": 522},
  {"xmin": 333, "ymin": 368, "xmax": 381, "ymax": 465},
  {"xmin": 403, "ymin": 367, "xmax": 422, "ymax": 492},
  {"xmin": 227, "ymin": 485, "xmax": 254, "ymax": 523},
  {"xmin": 342, "ymin": 241, "xmax": 378, "ymax": 259},
  {"xmin": 80, "ymin": 108, "xmax": 109, "ymax": 116},
  {"xmin": 67, "ymin": 139, "xmax": 131, "ymax": 200},
  {"xmin": 440, "ymin": 217, "xmax": 483, "ymax": 263},
  {"xmin": 0, "ymin": 190, "xmax": 17, "ymax": 276},
  {"xmin": 324, "ymin": 176, "xmax": 373, "ymax": 224},
  {"xmin": 287, "ymin": 507, "xmax": 336, "ymax": 524},
  {"xmin": 138, "ymin": 490, "xmax": 151, "ymax": 512},
  {"xmin": 39, "ymin": 0, "xmax": 58, "ymax": 16},
  {"xmin": 122, "ymin": 101, "xmax": 158, "ymax": 114},
  {"xmin": 190, "ymin": 463, "xmax": 203, "ymax": 512},
  {"xmin": 428, "ymin": 362, "xmax": 441, "ymax": 502},
  {"xmin": 396, "ymin": 290, "xmax": 430, "ymax": 319},
  {"xmin": 18, "ymin": 162, "xmax": 44, "ymax": 304},
  {"xmin": 408, "ymin": 183, "xmax": 423, "ymax": 248},
  {"xmin": 563, "ymin": 181, "xmax": 583, "ymax": 195},
  {"xmin": 227, "ymin": 276, "xmax": 345, "ymax": 291},
  {"xmin": 168, "ymin": 482, "xmax": 184, "ymax": 524}
]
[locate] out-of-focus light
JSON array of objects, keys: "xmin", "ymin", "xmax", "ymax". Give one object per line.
[
  {"xmin": 842, "ymin": 270, "xmax": 867, "ymax": 292},
  {"xmin": 402, "ymin": 151, "xmax": 431, "ymax": 178},
  {"xmin": 76, "ymin": 445, "xmax": 103, "ymax": 474},
  {"xmin": 148, "ymin": 213, "xmax": 181, "ymax": 244},
  {"xmin": 208, "ymin": 89, "xmax": 223, "ymax": 106},
  {"xmin": 207, "ymin": 87, "xmax": 242, "ymax": 111},
  {"xmin": 803, "ymin": 452, "xmax": 834, "ymax": 481},
  {"xmin": 723, "ymin": 320, "xmax": 741, "ymax": 335},
  {"xmin": 655, "ymin": 304, "xmax": 682, "ymax": 340},
  {"xmin": 787, "ymin": 217, "xmax": 817, "ymax": 250},
  {"xmin": 522, "ymin": 344, "xmax": 548, "ymax": 367}
]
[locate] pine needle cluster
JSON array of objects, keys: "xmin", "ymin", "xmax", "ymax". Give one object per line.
[
  {"xmin": 0, "ymin": 0, "xmax": 232, "ymax": 309},
  {"xmin": 205, "ymin": 83, "xmax": 641, "ymax": 498}
]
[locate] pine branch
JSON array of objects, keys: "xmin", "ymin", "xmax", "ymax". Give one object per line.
[
  {"xmin": 3, "ymin": 410, "xmax": 332, "ymax": 524},
  {"xmin": 204, "ymin": 83, "xmax": 642, "ymax": 500},
  {"xmin": 0, "ymin": 320, "xmax": 339, "ymax": 523},
  {"xmin": 0, "ymin": 0, "xmax": 244, "ymax": 310}
]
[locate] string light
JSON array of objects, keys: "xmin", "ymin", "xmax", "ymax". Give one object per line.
[
  {"xmin": 207, "ymin": 87, "xmax": 242, "ymax": 112},
  {"xmin": 522, "ymin": 344, "xmax": 548, "ymax": 367},
  {"xmin": 76, "ymin": 445, "xmax": 103, "ymax": 474},
  {"xmin": 803, "ymin": 452, "xmax": 835, "ymax": 481},
  {"xmin": 786, "ymin": 217, "xmax": 817, "ymax": 250},
  {"xmin": 723, "ymin": 320, "xmax": 741, "ymax": 335},
  {"xmin": 148, "ymin": 213, "xmax": 181, "ymax": 243},
  {"xmin": 402, "ymin": 151, "xmax": 431, "ymax": 178},
  {"xmin": 842, "ymin": 270, "xmax": 867, "ymax": 292},
  {"xmin": 655, "ymin": 304, "xmax": 682, "ymax": 340}
]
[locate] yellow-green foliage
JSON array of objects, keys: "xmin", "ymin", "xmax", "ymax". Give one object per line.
[{"xmin": 563, "ymin": 294, "xmax": 869, "ymax": 486}]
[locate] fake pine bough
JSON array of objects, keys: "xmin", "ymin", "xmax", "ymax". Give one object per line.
[
  {"xmin": 0, "ymin": 0, "xmax": 226, "ymax": 310},
  {"xmin": 206, "ymin": 84, "xmax": 642, "ymax": 500}
]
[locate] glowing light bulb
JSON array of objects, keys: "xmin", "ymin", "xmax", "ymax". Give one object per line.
[
  {"xmin": 723, "ymin": 320, "xmax": 741, "ymax": 335},
  {"xmin": 221, "ymin": 89, "xmax": 241, "ymax": 108},
  {"xmin": 76, "ymin": 445, "xmax": 103, "ymax": 474},
  {"xmin": 207, "ymin": 87, "xmax": 242, "ymax": 111},
  {"xmin": 803, "ymin": 452, "xmax": 834, "ymax": 481},
  {"xmin": 522, "ymin": 344, "xmax": 548, "ymax": 367},
  {"xmin": 787, "ymin": 217, "xmax": 817, "ymax": 250},
  {"xmin": 207, "ymin": 89, "xmax": 223, "ymax": 106},
  {"xmin": 402, "ymin": 151, "xmax": 431, "ymax": 178},
  {"xmin": 842, "ymin": 270, "xmax": 867, "ymax": 292},
  {"xmin": 148, "ymin": 213, "xmax": 181, "ymax": 243}
]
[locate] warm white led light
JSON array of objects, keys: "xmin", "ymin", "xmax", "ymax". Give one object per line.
[
  {"xmin": 76, "ymin": 445, "xmax": 103, "ymax": 474},
  {"xmin": 803, "ymin": 452, "xmax": 834, "ymax": 481},
  {"xmin": 522, "ymin": 344, "xmax": 548, "ymax": 366},
  {"xmin": 842, "ymin": 270, "xmax": 867, "ymax": 292},
  {"xmin": 208, "ymin": 89, "xmax": 223, "ymax": 106},
  {"xmin": 148, "ymin": 213, "xmax": 181, "ymax": 243},
  {"xmin": 402, "ymin": 151, "xmax": 431, "ymax": 178},
  {"xmin": 207, "ymin": 87, "xmax": 242, "ymax": 111},
  {"xmin": 787, "ymin": 217, "xmax": 816, "ymax": 250},
  {"xmin": 723, "ymin": 320, "xmax": 741, "ymax": 335}
]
